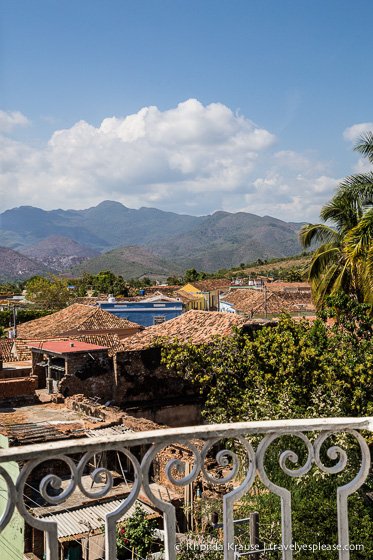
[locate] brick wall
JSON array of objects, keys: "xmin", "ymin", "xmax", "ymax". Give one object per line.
[{"xmin": 0, "ymin": 376, "xmax": 37, "ymax": 398}]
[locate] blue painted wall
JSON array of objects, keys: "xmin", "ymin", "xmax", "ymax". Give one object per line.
[{"xmin": 98, "ymin": 301, "xmax": 183, "ymax": 327}]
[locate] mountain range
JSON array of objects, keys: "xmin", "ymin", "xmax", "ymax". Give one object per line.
[{"xmin": 0, "ymin": 201, "xmax": 305, "ymax": 281}]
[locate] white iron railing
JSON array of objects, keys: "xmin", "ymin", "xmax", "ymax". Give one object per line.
[{"xmin": 0, "ymin": 417, "xmax": 372, "ymax": 560}]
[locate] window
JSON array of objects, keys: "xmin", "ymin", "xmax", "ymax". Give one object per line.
[{"xmin": 153, "ymin": 315, "xmax": 166, "ymax": 325}]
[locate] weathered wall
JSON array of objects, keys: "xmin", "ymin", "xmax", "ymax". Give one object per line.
[
  {"xmin": 32, "ymin": 351, "xmax": 46, "ymax": 389},
  {"xmin": 57, "ymin": 351, "xmax": 114, "ymax": 401},
  {"xmin": 0, "ymin": 366, "xmax": 32, "ymax": 379},
  {"xmin": 0, "ymin": 376, "xmax": 37, "ymax": 399},
  {"xmin": 65, "ymin": 350, "xmax": 110, "ymax": 377},
  {"xmin": 114, "ymin": 348, "xmax": 199, "ymax": 407},
  {"xmin": 59, "ymin": 371, "xmax": 113, "ymax": 402}
]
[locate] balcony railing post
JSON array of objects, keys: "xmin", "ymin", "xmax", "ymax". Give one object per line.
[{"xmin": 0, "ymin": 417, "xmax": 371, "ymax": 560}]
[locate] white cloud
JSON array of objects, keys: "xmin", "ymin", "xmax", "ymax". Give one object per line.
[
  {"xmin": 0, "ymin": 99, "xmax": 277, "ymax": 212},
  {"xmin": 0, "ymin": 110, "xmax": 30, "ymax": 133},
  {"xmin": 343, "ymin": 122, "xmax": 373, "ymax": 175},
  {"xmin": 239, "ymin": 156, "xmax": 340, "ymax": 222},
  {"xmin": 0, "ymin": 99, "xmax": 352, "ymax": 223},
  {"xmin": 343, "ymin": 122, "xmax": 373, "ymax": 143}
]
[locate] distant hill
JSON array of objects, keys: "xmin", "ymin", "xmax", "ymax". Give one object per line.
[
  {"xmin": 20, "ymin": 235, "xmax": 100, "ymax": 271},
  {"xmin": 151, "ymin": 211, "xmax": 303, "ymax": 271},
  {"xmin": 0, "ymin": 201, "xmax": 204, "ymax": 252},
  {"xmin": 69, "ymin": 246, "xmax": 185, "ymax": 280},
  {"xmin": 0, "ymin": 247, "xmax": 53, "ymax": 282},
  {"xmin": 0, "ymin": 201, "xmax": 305, "ymax": 277}
]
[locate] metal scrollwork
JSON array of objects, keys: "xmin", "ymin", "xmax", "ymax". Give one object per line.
[
  {"xmin": 256, "ymin": 431, "xmax": 314, "ymax": 560},
  {"xmin": 314, "ymin": 430, "xmax": 370, "ymax": 560},
  {"xmin": 141, "ymin": 440, "xmax": 201, "ymax": 560},
  {"xmin": 16, "ymin": 454, "xmax": 79, "ymax": 560},
  {"xmin": 314, "ymin": 430, "xmax": 348, "ymax": 474},
  {"xmin": 0, "ymin": 420, "xmax": 370, "ymax": 560},
  {"xmin": 202, "ymin": 437, "xmax": 256, "ymax": 560},
  {"xmin": 77, "ymin": 451, "xmax": 113, "ymax": 499},
  {"xmin": 95, "ymin": 447, "xmax": 142, "ymax": 560},
  {"xmin": 0, "ymin": 466, "xmax": 17, "ymax": 533}
]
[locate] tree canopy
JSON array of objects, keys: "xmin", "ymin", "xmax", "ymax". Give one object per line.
[
  {"xmin": 25, "ymin": 275, "xmax": 73, "ymax": 310},
  {"xmin": 162, "ymin": 293, "xmax": 373, "ymax": 558},
  {"xmin": 299, "ymin": 132, "xmax": 373, "ymax": 309}
]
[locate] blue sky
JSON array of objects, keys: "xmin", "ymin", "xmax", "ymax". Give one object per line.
[{"xmin": 1, "ymin": 0, "xmax": 373, "ymax": 221}]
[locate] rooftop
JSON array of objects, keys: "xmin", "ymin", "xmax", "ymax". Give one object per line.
[
  {"xmin": 184, "ymin": 278, "xmax": 232, "ymax": 291},
  {"xmin": 26, "ymin": 340, "xmax": 109, "ymax": 355},
  {"xmin": 222, "ymin": 287, "xmax": 315, "ymax": 316},
  {"xmin": 15, "ymin": 303, "xmax": 141, "ymax": 340},
  {"xmin": 37, "ymin": 499, "xmax": 157, "ymax": 539},
  {"xmin": 119, "ymin": 309, "xmax": 249, "ymax": 351}
]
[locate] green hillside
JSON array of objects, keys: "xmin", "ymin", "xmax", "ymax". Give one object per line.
[
  {"xmin": 152, "ymin": 211, "xmax": 303, "ymax": 271},
  {"xmin": 69, "ymin": 246, "xmax": 185, "ymax": 280}
]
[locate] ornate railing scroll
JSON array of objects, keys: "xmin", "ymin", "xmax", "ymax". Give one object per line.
[{"xmin": 0, "ymin": 417, "xmax": 371, "ymax": 560}]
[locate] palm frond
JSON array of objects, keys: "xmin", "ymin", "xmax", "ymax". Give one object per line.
[
  {"xmin": 345, "ymin": 207, "xmax": 373, "ymax": 262},
  {"xmin": 354, "ymin": 132, "xmax": 373, "ymax": 164},
  {"xmin": 320, "ymin": 190, "xmax": 362, "ymax": 230},
  {"xmin": 312, "ymin": 263, "xmax": 341, "ymax": 309},
  {"xmin": 366, "ymin": 246, "xmax": 373, "ymax": 280},
  {"xmin": 298, "ymin": 223, "xmax": 339, "ymax": 248},
  {"xmin": 336, "ymin": 172, "xmax": 373, "ymax": 207},
  {"xmin": 329, "ymin": 260, "xmax": 350, "ymax": 294},
  {"xmin": 304, "ymin": 243, "xmax": 340, "ymax": 281}
]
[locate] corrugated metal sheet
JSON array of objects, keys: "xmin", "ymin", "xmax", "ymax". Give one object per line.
[
  {"xmin": 39, "ymin": 500, "xmax": 156, "ymax": 538},
  {"xmin": 84, "ymin": 425, "xmax": 134, "ymax": 437}
]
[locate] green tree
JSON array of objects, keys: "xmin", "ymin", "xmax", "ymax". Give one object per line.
[
  {"xmin": 299, "ymin": 131, "xmax": 373, "ymax": 309},
  {"xmin": 162, "ymin": 293, "xmax": 373, "ymax": 422},
  {"xmin": 167, "ymin": 276, "xmax": 182, "ymax": 286},
  {"xmin": 161, "ymin": 293, "xmax": 373, "ymax": 558},
  {"xmin": 184, "ymin": 268, "xmax": 200, "ymax": 283},
  {"xmin": 25, "ymin": 275, "xmax": 73, "ymax": 309},
  {"xmin": 117, "ymin": 505, "xmax": 157, "ymax": 558}
]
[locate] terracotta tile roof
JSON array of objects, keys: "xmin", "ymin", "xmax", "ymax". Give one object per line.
[
  {"xmin": 72, "ymin": 333, "xmax": 124, "ymax": 356},
  {"xmin": 185, "ymin": 279, "xmax": 232, "ymax": 292},
  {"xmin": 15, "ymin": 304, "xmax": 141, "ymax": 339},
  {"xmin": 141, "ymin": 292, "xmax": 180, "ymax": 303},
  {"xmin": 222, "ymin": 288, "xmax": 315, "ymax": 316},
  {"xmin": 0, "ymin": 339, "xmax": 15, "ymax": 362},
  {"xmin": 174, "ymin": 290, "xmax": 203, "ymax": 303},
  {"xmin": 118, "ymin": 310, "xmax": 249, "ymax": 351},
  {"xmin": 5, "ymin": 333, "xmax": 123, "ymax": 360},
  {"xmin": 143, "ymin": 286, "xmax": 182, "ymax": 296},
  {"xmin": 267, "ymin": 282, "xmax": 311, "ymax": 291}
]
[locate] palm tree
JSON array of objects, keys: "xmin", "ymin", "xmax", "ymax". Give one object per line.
[{"xmin": 299, "ymin": 132, "xmax": 373, "ymax": 309}]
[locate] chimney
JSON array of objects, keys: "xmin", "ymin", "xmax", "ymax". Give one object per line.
[{"xmin": 70, "ymin": 342, "xmax": 74, "ymax": 347}]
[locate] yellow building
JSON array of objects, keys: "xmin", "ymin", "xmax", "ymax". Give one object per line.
[{"xmin": 179, "ymin": 279, "xmax": 232, "ymax": 311}]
